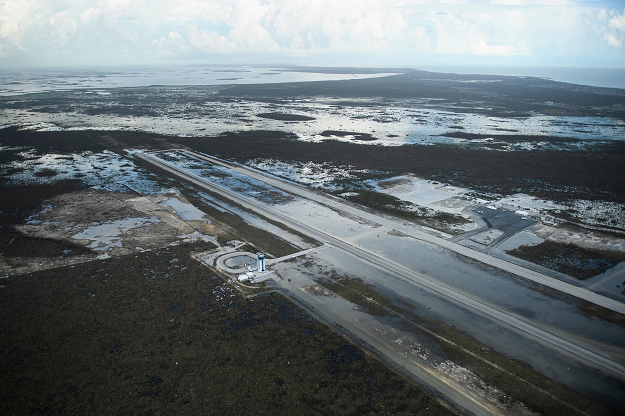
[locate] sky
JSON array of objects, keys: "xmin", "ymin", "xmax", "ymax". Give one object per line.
[{"xmin": 0, "ymin": 0, "xmax": 624, "ymax": 69}]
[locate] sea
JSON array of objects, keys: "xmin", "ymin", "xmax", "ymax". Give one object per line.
[
  {"xmin": 0, "ymin": 66, "xmax": 394, "ymax": 97},
  {"xmin": 418, "ymin": 66, "xmax": 625, "ymax": 90},
  {"xmin": 1, "ymin": 65, "xmax": 623, "ymax": 96}
]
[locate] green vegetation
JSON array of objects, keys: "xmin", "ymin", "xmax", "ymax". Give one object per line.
[
  {"xmin": 187, "ymin": 190, "xmax": 315, "ymax": 258},
  {"xmin": 218, "ymin": 71, "xmax": 625, "ymax": 119},
  {"xmin": 0, "ymin": 242, "xmax": 452, "ymax": 415},
  {"xmin": 344, "ymin": 190, "xmax": 469, "ymax": 234},
  {"xmin": 578, "ymin": 301, "xmax": 625, "ymax": 327},
  {"xmin": 315, "ymin": 275, "xmax": 395, "ymax": 317},
  {"xmin": 423, "ymin": 321, "xmax": 610, "ymax": 416},
  {"xmin": 507, "ymin": 240, "xmax": 625, "ymax": 279},
  {"xmin": 0, "ymin": 180, "xmax": 89, "ymax": 260},
  {"xmin": 167, "ymin": 131, "xmax": 625, "ymax": 205},
  {"xmin": 132, "ymin": 157, "xmax": 318, "ymax": 258},
  {"xmin": 3, "ymin": 127, "xmax": 625, "ymax": 205},
  {"xmin": 441, "ymin": 131, "xmax": 580, "ymax": 143}
]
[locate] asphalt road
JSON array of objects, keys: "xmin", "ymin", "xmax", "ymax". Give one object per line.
[{"xmin": 136, "ymin": 151, "xmax": 625, "ymax": 382}]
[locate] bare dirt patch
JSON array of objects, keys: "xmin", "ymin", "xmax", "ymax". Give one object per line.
[
  {"xmin": 344, "ymin": 190, "xmax": 469, "ymax": 235},
  {"xmin": 1, "ymin": 189, "xmax": 221, "ymax": 276},
  {"xmin": 534, "ymin": 224, "xmax": 625, "ymax": 253},
  {"xmin": 301, "ymin": 284, "xmax": 337, "ymax": 298}
]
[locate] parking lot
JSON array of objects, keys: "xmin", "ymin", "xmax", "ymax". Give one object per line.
[{"xmin": 454, "ymin": 205, "xmax": 535, "ymax": 250}]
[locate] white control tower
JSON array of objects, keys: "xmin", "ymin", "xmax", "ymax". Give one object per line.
[{"xmin": 257, "ymin": 253, "xmax": 266, "ymax": 272}]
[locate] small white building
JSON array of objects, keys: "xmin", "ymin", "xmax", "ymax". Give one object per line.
[{"xmin": 238, "ymin": 271, "xmax": 256, "ymax": 282}]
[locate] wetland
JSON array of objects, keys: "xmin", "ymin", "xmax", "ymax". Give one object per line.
[{"xmin": 2, "ymin": 66, "xmax": 625, "ymax": 415}]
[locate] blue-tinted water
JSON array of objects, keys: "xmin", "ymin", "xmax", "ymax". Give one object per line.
[
  {"xmin": 0, "ymin": 65, "xmax": 395, "ymax": 96},
  {"xmin": 419, "ymin": 65, "xmax": 625, "ymax": 90}
]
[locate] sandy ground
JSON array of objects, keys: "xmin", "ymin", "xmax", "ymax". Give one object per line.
[
  {"xmin": 374, "ymin": 174, "xmax": 625, "ymax": 258},
  {"xmin": 1, "ymin": 189, "xmax": 223, "ymax": 276},
  {"xmin": 533, "ymin": 224, "xmax": 625, "ymax": 253},
  {"xmin": 372, "ymin": 175, "xmax": 472, "ymax": 215},
  {"xmin": 373, "ymin": 177, "xmax": 625, "ymax": 252}
]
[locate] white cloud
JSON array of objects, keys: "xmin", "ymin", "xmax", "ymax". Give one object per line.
[
  {"xmin": 601, "ymin": 8, "xmax": 625, "ymax": 49},
  {"xmin": 187, "ymin": 24, "xmax": 238, "ymax": 52},
  {"xmin": 269, "ymin": 0, "xmax": 409, "ymax": 52},
  {"xmin": 427, "ymin": 12, "xmax": 517, "ymax": 55},
  {"xmin": 99, "ymin": 0, "xmax": 133, "ymax": 13},
  {"xmin": 153, "ymin": 23, "xmax": 239, "ymax": 54},
  {"xmin": 159, "ymin": 0, "xmax": 233, "ymax": 25},
  {"xmin": 49, "ymin": 11, "xmax": 77, "ymax": 45},
  {"xmin": 408, "ymin": 25, "xmax": 431, "ymax": 50},
  {"xmin": 0, "ymin": 0, "xmax": 48, "ymax": 56},
  {"xmin": 604, "ymin": 33, "xmax": 622, "ymax": 48},
  {"xmin": 229, "ymin": 23, "xmax": 280, "ymax": 51},
  {"xmin": 489, "ymin": 0, "xmax": 570, "ymax": 4},
  {"xmin": 609, "ymin": 8, "xmax": 625, "ymax": 32},
  {"xmin": 0, "ymin": 15, "xmax": 23, "ymax": 54},
  {"xmin": 80, "ymin": 8, "xmax": 102, "ymax": 26},
  {"xmin": 153, "ymin": 30, "xmax": 188, "ymax": 53},
  {"xmin": 1, "ymin": 0, "xmax": 624, "ymax": 67},
  {"xmin": 227, "ymin": 0, "xmax": 279, "ymax": 51}
]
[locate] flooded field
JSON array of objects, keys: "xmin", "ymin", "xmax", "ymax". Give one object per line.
[
  {"xmin": 2, "ymin": 87, "xmax": 624, "ymax": 151},
  {"xmin": 141, "ymin": 150, "xmax": 625, "ymax": 364}
]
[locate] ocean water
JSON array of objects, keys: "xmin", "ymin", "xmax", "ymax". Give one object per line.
[
  {"xmin": 0, "ymin": 65, "xmax": 394, "ymax": 96},
  {"xmin": 419, "ymin": 66, "xmax": 625, "ymax": 90},
  {"xmin": 3, "ymin": 65, "xmax": 622, "ymax": 97}
]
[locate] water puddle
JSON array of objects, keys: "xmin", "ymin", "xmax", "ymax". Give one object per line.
[
  {"xmin": 160, "ymin": 197, "xmax": 210, "ymax": 222},
  {"xmin": 72, "ymin": 216, "xmax": 161, "ymax": 251},
  {"xmin": 497, "ymin": 231, "xmax": 544, "ymax": 251}
]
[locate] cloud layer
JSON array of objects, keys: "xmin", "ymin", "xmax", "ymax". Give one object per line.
[{"xmin": 1, "ymin": 0, "xmax": 623, "ymax": 67}]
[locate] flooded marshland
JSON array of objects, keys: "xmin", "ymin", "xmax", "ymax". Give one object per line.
[
  {"xmin": 2, "ymin": 85, "xmax": 624, "ymax": 150},
  {"xmin": 4, "ymin": 68, "xmax": 624, "ymax": 230},
  {"xmin": 1, "ymin": 67, "xmax": 625, "ymax": 415}
]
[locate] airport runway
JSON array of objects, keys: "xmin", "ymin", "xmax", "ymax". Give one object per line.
[
  {"xmin": 136, "ymin": 151, "xmax": 625, "ymax": 381},
  {"xmin": 178, "ymin": 149, "xmax": 625, "ymax": 315}
]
